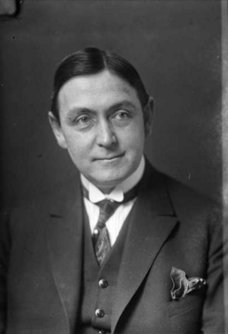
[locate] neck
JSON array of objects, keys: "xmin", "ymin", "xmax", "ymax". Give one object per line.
[{"xmin": 97, "ymin": 186, "xmax": 115, "ymax": 195}]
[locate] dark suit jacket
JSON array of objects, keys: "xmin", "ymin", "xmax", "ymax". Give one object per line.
[{"xmin": 0, "ymin": 162, "xmax": 224, "ymax": 334}]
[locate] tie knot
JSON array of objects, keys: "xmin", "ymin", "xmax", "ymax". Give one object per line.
[{"xmin": 96, "ymin": 199, "xmax": 120, "ymax": 228}]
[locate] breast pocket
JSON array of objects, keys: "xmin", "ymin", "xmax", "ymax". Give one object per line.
[{"xmin": 168, "ymin": 293, "xmax": 204, "ymax": 318}]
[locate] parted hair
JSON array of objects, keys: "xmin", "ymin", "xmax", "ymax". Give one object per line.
[{"xmin": 50, "ymin": 47, "xmax": 149, "ymax": 122}]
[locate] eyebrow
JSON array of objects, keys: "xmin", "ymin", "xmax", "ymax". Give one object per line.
[
  {"xmin": 109, "ymin": 101, "xmax": 137, "ymax": 112},
  {"xmin": 67, "ymin": 100, "xmax": 137, "ymax": 117}
]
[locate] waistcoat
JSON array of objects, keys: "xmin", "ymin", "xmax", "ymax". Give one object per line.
[{"xmin": 78, "ymin": 205, "xmax": 132, "ymax": 334}]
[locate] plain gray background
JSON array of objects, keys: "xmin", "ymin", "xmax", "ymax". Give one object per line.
[{"xmin": 0, "ymin": 0, "xmax": 222, "ymax": 207}]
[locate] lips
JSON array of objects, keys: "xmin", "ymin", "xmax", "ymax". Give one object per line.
[{"xmin": 94, "ymin": 153, "xmax": 124, "ymax": 161}]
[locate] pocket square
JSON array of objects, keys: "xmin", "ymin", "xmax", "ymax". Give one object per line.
[{"xmin": 170, "ymin": 266, "xmax": 206, "ymax": 301}]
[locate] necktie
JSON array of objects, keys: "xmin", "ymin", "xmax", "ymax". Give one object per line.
[
  {"xmin": 82, "ymin": 183, "xmax": 140, "ymax": 266},
  {"xmin": 93, "ymin": 199, "xmax": 119, "ymax": 265}
]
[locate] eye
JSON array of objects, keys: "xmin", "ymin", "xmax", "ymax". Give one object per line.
[
  {"xmin": 77, "ymin": 115, "xmax": 90, "ymax": 124},
  {"xmin": 113, "ymin": 110, "xmax": 130, "ymax": 120},
  {"xmin": 73, "ymin": 114, "xmax": 93, "ymax": 129}
]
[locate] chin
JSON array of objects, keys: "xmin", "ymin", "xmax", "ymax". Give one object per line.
[{"xmin": 92, "ymin": 169, "xmax": 131, "ymax": 189}]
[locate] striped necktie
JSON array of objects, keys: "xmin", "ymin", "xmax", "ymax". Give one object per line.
[
  {"xmin": 82, "ymin": 183, "xmax": 140, "ymax": 265},
  {"xmin": 93, "ymin": 199, "xmax": 119, "ymax": 265}
]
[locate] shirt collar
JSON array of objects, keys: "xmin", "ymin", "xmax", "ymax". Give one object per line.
[{"xmin": 81, "ymin": 156, "xmax": 145, "ymax": 203}]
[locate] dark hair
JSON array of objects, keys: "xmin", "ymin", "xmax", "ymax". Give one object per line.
[{"xmin": 51, "ymin": 47, "xmax": 149, "ymax": 122}]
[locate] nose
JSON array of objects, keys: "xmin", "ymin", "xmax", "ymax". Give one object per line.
[{"xmin": 96, "ymin": 119, "xmax": 117, "ymax": 148}]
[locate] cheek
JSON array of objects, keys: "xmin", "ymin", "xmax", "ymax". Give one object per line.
[
  {"xmin": 66, "ymin": 145, "xmax": 92, "ymax": 175},
  {"xmin": 63, "ymin": 132, "xmax": 90, "ymax": 162},
  {"xmin": 123, "ymin": 123, "xmax": 145, "ymax": 150}
]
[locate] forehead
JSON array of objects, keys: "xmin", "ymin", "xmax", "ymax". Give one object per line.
[{"xmin": 57, "ymin": 70, "xmax": 141, "ymax": 112}]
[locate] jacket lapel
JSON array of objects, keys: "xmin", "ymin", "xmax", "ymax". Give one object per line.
[
  {"xmin": 47, "ymin": 180, "xmax": 84, "ymax": 332},
  {"xmin": 112, "ymin": 164, "xmax": 178, "ymax": 332}
]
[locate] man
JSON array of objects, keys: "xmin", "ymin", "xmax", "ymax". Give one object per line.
[{"xmin": 0, "ymin": 47, "xmax": 224, "ymax": 333}]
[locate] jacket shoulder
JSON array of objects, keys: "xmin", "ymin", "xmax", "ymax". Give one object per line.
[
  {"xmin": 144, "ymin": 161, "xmax": 222, "ymax": 228},
  {"xmin": 160, "ymin": 171, "xmax": 222, "ymax": 230}
]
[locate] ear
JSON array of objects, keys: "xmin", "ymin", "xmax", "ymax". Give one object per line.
[
  {"xmin": 48, "ymin": 111, "xmax": 68, "ymax": 149},
  {"xmin": 143, "ymin": 96, "xmax": 154, "ymax": 137}
]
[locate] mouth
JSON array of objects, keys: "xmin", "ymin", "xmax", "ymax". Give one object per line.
[{"xmin": 94, "ymin": 153, "xmax": 125, "ymax": 161}]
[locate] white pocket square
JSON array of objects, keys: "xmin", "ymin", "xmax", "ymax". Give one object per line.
[{"xmin": 170, "ymin": 266, "xmax": 207, "ymax": 301}]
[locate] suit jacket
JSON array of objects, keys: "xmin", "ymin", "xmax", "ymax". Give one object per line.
[{"xmin": 0, "ymin": 162, "xmax": 224, "ymax": 334}]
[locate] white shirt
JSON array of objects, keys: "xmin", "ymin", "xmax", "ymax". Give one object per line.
[{"xmin": 81, "ymin": 156, "xmax": 145, "ymax": 246}]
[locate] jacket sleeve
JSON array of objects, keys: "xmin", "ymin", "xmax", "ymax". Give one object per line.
[
  {"xmin": 202, "ymin": 205, "xmax": 225, "ymax": 334},
  {"xmin": 0, "ymin": 209, "xmax": 10, "ymax": 334}
]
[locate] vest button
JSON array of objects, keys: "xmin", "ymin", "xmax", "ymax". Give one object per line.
[
  {"xmin": 98, "ymin": 331, "xmax": 106, "ymax": 334},
  {"xmin": 98, "ymin": 278, "xmax": 108, "ymax": 288},
  {"xmin": 94, "ymin": 228, "xmax": 99, "ymax": 235},
  {"xmin": 95, "ymin": 308, "xmax": 105, "ymax": 318}
]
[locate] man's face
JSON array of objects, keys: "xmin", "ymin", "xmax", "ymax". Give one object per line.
[{"xmin": 49, "ymin": 70, "xmax": 151, "ymax": 192}]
